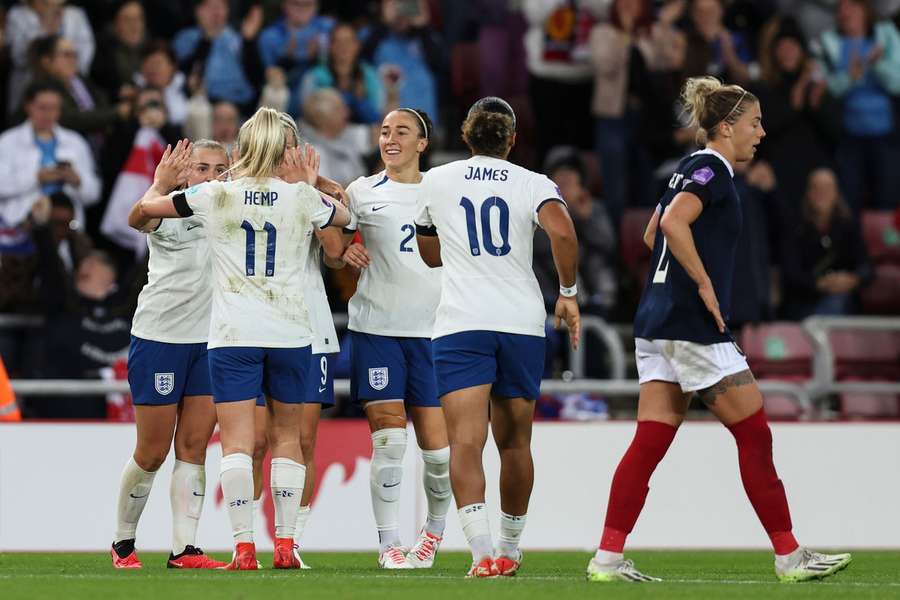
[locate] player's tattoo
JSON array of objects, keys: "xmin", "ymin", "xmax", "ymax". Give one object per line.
[{"xmin": 698, "ymin": 370, "xmax": 755, "ymax": 406}]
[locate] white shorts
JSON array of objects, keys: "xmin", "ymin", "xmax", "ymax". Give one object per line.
[{"xmin": 635, "ymin": 338, "xmax": 750, "ymax": 393}]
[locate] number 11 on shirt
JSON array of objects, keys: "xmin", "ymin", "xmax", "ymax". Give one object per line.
[{"xmin": 241, "ymin": 220, "xmax": 277, "ymax": 277}]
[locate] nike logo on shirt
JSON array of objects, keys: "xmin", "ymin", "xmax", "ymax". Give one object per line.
[
  {"xmin": 372, "ymin": 205, "xmax": 388, "ymax": 212},
  {"xmin": 192, "ymin": 492, "xmax": 205, "ymax": 497},
  {"xmin": 318, "ymin": 386, "xmax": 327, "ymax": 393},
  {"xmin": 383, "ymin": 481, "xmax": 400, "ymax": 488},
  {"xmin": 129, "ymin": 493, "xmax": 149, "ymax": 499},
  {"xmin": 186, "ymin": 224, "xmax": 201, "ymax": 231}
]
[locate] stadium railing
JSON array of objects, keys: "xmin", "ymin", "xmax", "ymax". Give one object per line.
[
  {"xmin": 5, "ymin": 314, "xmax": 898, "ymax": 419},
  {"xmin": 803, "ymin": 316, "xmax": 900, "ymax": 404}
]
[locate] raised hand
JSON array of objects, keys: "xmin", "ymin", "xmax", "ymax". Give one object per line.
[{"xmin": 154, "ymin": 139, "xmax": 193, "ymax": 192}]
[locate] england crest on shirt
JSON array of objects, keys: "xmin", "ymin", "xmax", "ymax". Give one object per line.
[
  {"xmin": 368, "ymin": 367, "xmax": 389, "ymax": 391},
  {"xmin": 155, "ymin": 372, "xmax": 175, "ymax": 396}
]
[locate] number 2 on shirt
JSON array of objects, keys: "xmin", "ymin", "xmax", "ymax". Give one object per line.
[
  {"xmin": 241, "ymin": 220, "xmax": 277, "ymax": 277},
  {"xmin": 459, "ymin": 196, "xmax": 511, "ymax": 257},
  {"xmin": 399, "ymin": 224, "xmax": 415, "ymax": 253},
  {"xmin": 653, "ymin": 236, "xmax": 670, "ymax": 284}
]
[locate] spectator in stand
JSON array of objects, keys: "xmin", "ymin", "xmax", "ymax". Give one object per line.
[
  {"xmin": 100, "ymin": 86, "xmax": 183, "ymax": 204},
  {"xmin": 781, "ymin": 168, "xmax": 873, "ymax": 319},
  {"xmin": 522, "ymin": 0, "xmax": 609, "ymax": 162},
  {"xmin": 731, "ymin": 160, "xmax": 776, "ymax": 328},
  {"xmin": 683, "ymin": 0, "xmax": 756, "ymax": 83},
  {"xmin": 300, "ymin": 21, "xmax": 386, "ymax": 124},
  {"xmin": 0, "ymin": 191, "xmax": 91, "ymax": 315},
  {"xmin": 533, "ymin": 148, "xmax": 618, "ymax": 317},
  {"xmin": 300, "ymin": 88, "xmax": 371, "ymax": 185},
  {"xmin": 0, "ymin": 80, "xmax": 100, "ymax": 230},
  {"xmin": 814, "ymin": 0, "xmax": 900, "ymax": 212},
  {"xmin": 257, "ymin": 0, "xmax": 335, "ymax": 113},
  {"xmin": 752, "ymin": 16, "xmax": 838, "ymax": 224},
  {"xmin": 589, "ymin": 0, "xmax": 686, "ymax": 225},
  {"xmin": 90, "ymin": 0, "xmax": 147, "ymax": 104},
  {"xmin": 172, "ymin": 0, "xmax": 263, "ymax": 113},
  {"xmin": 211, "ymin": 100, "xmax": 241, "ymax": 151},
  {"xmin": 28, "ymin": 197, "xmax": 131, "ymax": 419},
  {"xmin": 134, "ymin": 41, "xmax": 189, "ymax": 126},
  {"xmin": 30, "ymin": 34, "xmax": 131, "ymax": 139},
  {"xmin": 361, "ymin": 0, "xmax": 442, "ymax": 124},
  {"xmin": 5, "ymin": 0, "xmax": 94, "ymax": 116}
]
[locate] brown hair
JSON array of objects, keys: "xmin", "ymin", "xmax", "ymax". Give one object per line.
[
  {"xmin": 462, "ymin": 112, "xmax": 514, "ymax": 158},
  {"xmin": 681, "ymin": 76, "xmax": 758, "ymax": 144}
]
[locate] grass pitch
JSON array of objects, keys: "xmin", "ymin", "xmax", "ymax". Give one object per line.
[{"xmin": 1, "ymin": 550, "xmax": 898, "ymax": 599}]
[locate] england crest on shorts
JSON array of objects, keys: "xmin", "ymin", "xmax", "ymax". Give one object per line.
[
  {"xmin": 154, "ymin": 372, "xmax": 175, "ymax": 396},
  {"xmin": 368, "ymin": 367, "xmax": 389, "ymax": 391}
]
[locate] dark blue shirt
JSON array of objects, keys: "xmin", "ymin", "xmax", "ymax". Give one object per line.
[{"xmin": 633, "ymin": 150, "xmax": 741, "ymax": 344}]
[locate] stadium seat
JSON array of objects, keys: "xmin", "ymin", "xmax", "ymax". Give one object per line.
[
  {"xmin": 620, "ymin": 208, "xmax": 655, "ymax": 288},
  {"xmin": 740, "ymin": 322, "xmax": 815, "ymax": 380},
  {"xmin": 860, "ymin": 264, "xmax": 900, "ymax": 315},
  {"xmin": 829, "ymin": 329, "xmax": 900, "ymax": 381},
  {"xmin": 861, "ymin": 210, "xmax": 900, "ymax": 266},
  {"xmin": 840, "ymin": 393, "xmax": 900, "ymax": 419}
]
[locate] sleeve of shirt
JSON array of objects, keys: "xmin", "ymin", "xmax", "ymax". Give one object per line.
[
  {"xmin": 680, "ymin": 161, "xmax": 726, "ymax": 208},
  {"xmin": 300, "ymin": 184, "xmax": 337, "ymax": 229},
  {"xmin": 414, "ymin": 172, "xmax": 436, "ymax": 236},
  {"xmin": 174, "ymin": 181, "xmax": 216, "ymax": 219},
  {"xmin": 344, "ymin": 182, "xmax": 359, "ymax": 233},
  {"xmin": 531, "ymin": 173, "xmax": 566, "ymax": 227}
]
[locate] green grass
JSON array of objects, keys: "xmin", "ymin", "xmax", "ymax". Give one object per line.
[{"xmin": 1, "ymin": 551, "xmax": 898, "ymax": 599}]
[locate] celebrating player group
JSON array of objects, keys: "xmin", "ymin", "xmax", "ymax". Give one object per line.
[{"xmin": 110, "ymin": 79, "xmax": 851, "ymax": 582}]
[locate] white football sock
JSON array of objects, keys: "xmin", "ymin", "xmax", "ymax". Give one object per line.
[
  {"xmin": 421, "ymin": 447, "xmax": 451, "ymax": 537},
  {"xmin": 594, "ymin": 549, "xmax": 624, "ymax": 565},
  {"xmin": 497, "ymin": 511, "xmax": 526, "ymax": 557},
  {"xmin": 114, "ymin": 457, "xmax": 157, "ymax": 543},
  {"xmin": 370, "ymin": 428, "xmax": 407, "ymax": 552},
  {"xmin": 294, "ymin": 505, "xmax": 311, "ymax": 546},
  {"xmin": 458, "ymin": 503, "xmax": 493, "ymax": 562},
  {"xmin": 271, "ymin": 457, "xmax": 306, "ymax": 539},
  {"xmin": 170, "ymin": 460, "xmax": 205, "ymax": 555},
  {"xmin": 220, "ymin": 453, "xmax": 254, "ymax": 544}
]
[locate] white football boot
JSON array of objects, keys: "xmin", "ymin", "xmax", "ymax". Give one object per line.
[
  {"xmin": 586, "ymin": 557, "xmax": 661, "ymax": 582},
  {"xmin": 775, "ymin": 548, "xmax": 851, "ymax": 582}
]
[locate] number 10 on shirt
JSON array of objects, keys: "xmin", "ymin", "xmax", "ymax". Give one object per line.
[
  {"xmin": 459, "ymin": 196, "xmax": 511, "ymax": 257},
  {"xmin": 241, "ymin": 220, "xmax": 277, "ymax": 277}
]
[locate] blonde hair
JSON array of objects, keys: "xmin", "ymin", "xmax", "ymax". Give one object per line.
[
  {"xmin": 192, "ymin": 138, "xmax": 229, "ymax": 161},
  {"xmin": 277, "ymin": 111, "xmax": 301, "ymax": 149},
  {"xmin": 681, "ymin": 76, "xmax": 757, "ymax": 144},
  {"xmin": 229, "ymin": 107, "xmax": 287, "ymax": 179}
]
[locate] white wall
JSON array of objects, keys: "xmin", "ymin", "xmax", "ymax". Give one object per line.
[{"xmin": 1, "ymin": 421, "xmax": 897, "ymax": 551}]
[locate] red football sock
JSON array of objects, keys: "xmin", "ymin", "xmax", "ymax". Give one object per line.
[
  {"xmin": 727, "ymin": 408, "xmax": 799, "ymax": 555},
  {"xmin": 600, "ymin": 420, "xmax": 677, "ymax": 553}
]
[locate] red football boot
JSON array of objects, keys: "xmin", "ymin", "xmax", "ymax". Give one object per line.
[
  {"xmin": 167, "ymin": 545, "xmax": 227, "ymax": 569},
  {"xmin": 273, "ymin": 538, "xmax": 302, "ymax": 569},
  {"xmin": 466, "ymin": 556, "xmax": 499, "ymax": 578},
  {"xmin": 111, "ymin": 539, "xmax": 142, "ymax": 569},
  {"xmin": 221, "ymin": 542, "xmax": 258, "ymax": 570},
  {"xmin": 494, "ymin": 550, "xmax": 523, "ymax": 576}
]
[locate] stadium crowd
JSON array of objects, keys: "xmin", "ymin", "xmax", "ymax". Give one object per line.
[{"xmin": 0, "ymin": 0, "xmax": 899, "ymax": 419}]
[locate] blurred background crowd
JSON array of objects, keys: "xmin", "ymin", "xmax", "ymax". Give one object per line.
[{"xmin": 0, "ymin": 0, "xmax": 899, "ymax": 420}]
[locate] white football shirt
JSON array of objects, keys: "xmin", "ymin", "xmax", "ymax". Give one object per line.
[
  {"xmin": 303, "ymin": 231, "xmax": 339, "ymax": 355},
  {"xmin": 415, "ymin": 155, "xmax": 564, "ymax": 339},
  {"xmin": 345, "ymin": 172, "xmax": 441, "ymax": 338},
  {"xmin": 182, "ymin": 177, "xmax": 336, "ymax": 349},
  {"xmin": 131, "ymin": 216, "xmax": 211, "ymax": 344}
]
